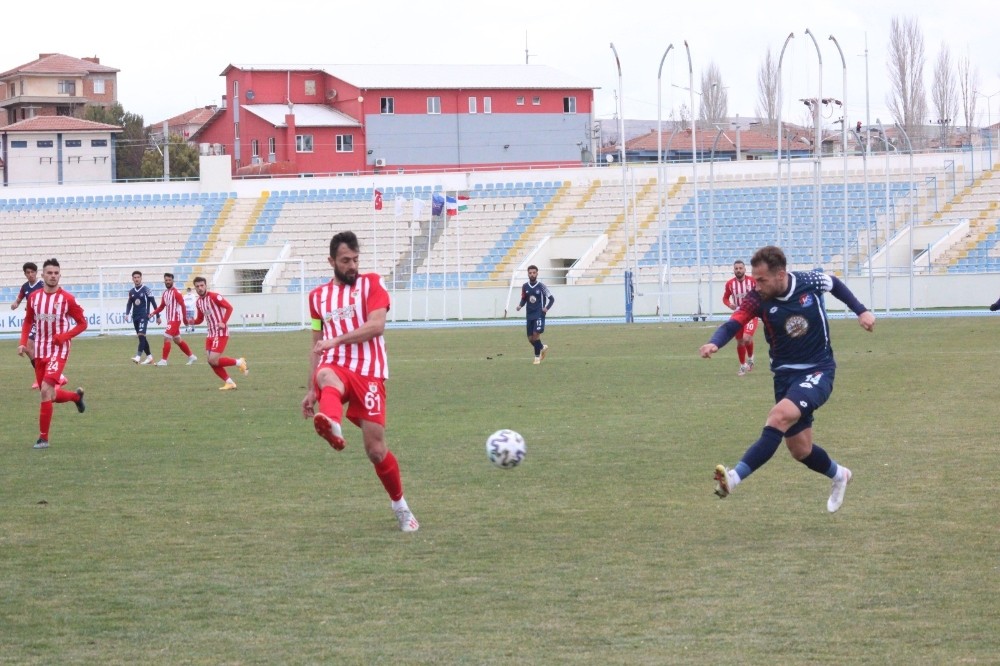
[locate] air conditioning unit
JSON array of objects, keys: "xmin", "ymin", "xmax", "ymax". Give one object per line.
[{"xmin": 374, "ymin": 158, "xmax": 387, "ymax": 167}]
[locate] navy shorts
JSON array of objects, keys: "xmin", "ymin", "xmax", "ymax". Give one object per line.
[
  {"xmin": 526, "ymin": 316, "xmax": 545, "ymax": 336},
  {"xmin": 773, "ymin": 367, "xmax": 835, "ymax": 436},
  {"xmin": 133, "ymin": 316, "xmax": 149, "ymax": 335}
]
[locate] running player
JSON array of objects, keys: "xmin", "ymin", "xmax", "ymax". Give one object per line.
[
  {"xmin": 149, "ymin": 273, "xmax": 197, "ymax": 366},
  {"xmin": 301, "ymin": 230, "xmax": 419, "ymax": 532},
  {"xmin": 722, "ymin": 259, "xmax": 758, "ymax": 376},
  {"xmin": 17, "ymin": 258, "xmax": 87, "ymax": 449},
  {"xmin": 700, "ymin": 246, "xmax": 876, "ymax": 513},
  {"xmin": 515, "ymin": 264, "xmax": 555, "ymax": 365},
  {"xmin": 185, "ymin": 277, "xmax": 247, "ymax": 390}
]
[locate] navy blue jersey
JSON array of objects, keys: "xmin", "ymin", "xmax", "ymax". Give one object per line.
[
  {"xmin": 126, "ymin": 284, "xmax": 157, "ymax": 319},
  {"xmin": 709, "ymin": 271, "xmax": 867, "ymax": 373},
  {"xmin": 17, "ymin": 279, "xmax": 43, "ymax": 305},
  {"xmin": 519, "ymin": 281, "xmax": 554, "ymax": 319}
]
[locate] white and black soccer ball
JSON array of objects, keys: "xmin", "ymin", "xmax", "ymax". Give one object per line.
[{"xmin": 486, "ymin": 429, "xmax": 526, "ymax": 469}]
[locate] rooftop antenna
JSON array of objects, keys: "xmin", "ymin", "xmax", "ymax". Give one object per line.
[{"xmin": 525, "ymin": 31, "xmax": 537, "ymax": 64}]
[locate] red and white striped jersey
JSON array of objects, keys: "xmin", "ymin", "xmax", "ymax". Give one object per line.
[
  {"xmin": 195, "ymin": 291, "xmax": 233, "ymax": 338},
  {"xmin": 155, "ymin": 287, "xmax": 186, "ymax": 323},
  {"xmin": 20, "ymin": 288, "xmax": 88, "ymax": 359},
  {"xmin": 723, "ymin": 276, "xmax": 757, "ymax": 309},
  {"xmin": 309, "ymin": 273, "xmax": 390, "ymax": 379}
]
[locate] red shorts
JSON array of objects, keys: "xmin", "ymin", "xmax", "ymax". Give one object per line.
[
  {"xmin": 164, "ymin": 321, "xmax": 182, "ymax": 337},
  {"xmin": 737, "ymin": 317, "xmax": 758, "ymax": 340},
  {"xmin": 36, "ymin": 355, "xmax": 68, "ymax": 386},
  {"xmin": 314, "ymin": 364, "xmax": 387, "ymax": 428},
  {"xmin": 206, "ymin": 336, "xmax": 229, "ymax": 354}
]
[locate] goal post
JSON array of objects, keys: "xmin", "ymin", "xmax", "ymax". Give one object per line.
[{"xmin": 95, "ymin": 259, "xmax": 308, "ymax": 335}]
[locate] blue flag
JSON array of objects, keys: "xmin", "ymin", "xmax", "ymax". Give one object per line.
[{"xmin": 431, "ymin": 193, "xmax": 445, "ymax": 216}]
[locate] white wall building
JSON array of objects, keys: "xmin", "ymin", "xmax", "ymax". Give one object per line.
[{"xmin": 1, "ymin": 116, "xmax": 121, "ymax": 186}]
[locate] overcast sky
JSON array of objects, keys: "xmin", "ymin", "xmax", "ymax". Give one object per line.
[{"xmin": 7, "ymin": 0, "xmax": 1000, "ymax": 129}]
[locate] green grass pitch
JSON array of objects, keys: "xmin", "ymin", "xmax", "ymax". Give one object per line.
[{"xmin": 1, "ymin": 317, "xmax": 997, "ymax": 664}]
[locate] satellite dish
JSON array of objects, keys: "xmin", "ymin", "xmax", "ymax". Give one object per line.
[
  {"xmin": 605, "ymin": 153, "xmax": 614, "ymax": 163},
  {"xmin": 326, "ymin": 89, "xmax": 338, "ymax": 100},
  {"xmin": 246, "ymin": 90, "xmax": 255, "ymax": 101}
]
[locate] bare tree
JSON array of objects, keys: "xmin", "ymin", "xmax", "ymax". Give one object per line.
[
  {"xmin": 886, "ymin": 15, "xmax": 928, "ymax": 133},
  {"xmin": 755, "ymin": 47, "xmax": 779, "ymax": 129},
  {"xmin": 930, "ymin": 44, "xmax": 959, "ymax": 144},
  {"xmin": 699, "ymin": 62, "xmax": 728, "ymax": 125},
  {"xmin": 957, "ymin": 53, "xmax": 979, "ymax": 132}
]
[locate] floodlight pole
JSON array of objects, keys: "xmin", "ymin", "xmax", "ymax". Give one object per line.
[
  {"xmin": 775, "ymin": 32, "xmax": 794, "ymax": 247},
  {"xmin": 829, "ymin": 34, "xmax": 848, "ymax": 279},
  {"xmin": 657, "ymin": 43, "xmax": 675, "ymax": 320},
  {"xmin": 895, "ymin": 122, "xmax": 915, "ymax": 312},
  {"xmin": 685, "ymin": 40, "xmax": 703, "ymax": 320},
  {"xmin": 805, "ymin": 28, "xmax": 823, "ymax": 269},
  {"xmin": 611, "ymin": 42, "xmax": 633, "ymax": 323}
]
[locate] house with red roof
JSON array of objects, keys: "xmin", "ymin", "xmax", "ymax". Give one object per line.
[
  {"xmin": 191, "ymin": 63, "xmax": 597, "ymax": 176},
  {"xmin": 149, "ymin": 105, "xmax": 220, "ymax": 144},
  {"xmin": 0, "ymin": 53, "xmax": 119, "ymax": 126},
  {"xmin": 1, "ymin": 116, "xmax": 122, "ymax": 185}
]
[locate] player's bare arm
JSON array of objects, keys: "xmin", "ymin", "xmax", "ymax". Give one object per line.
[
  {"xmin": 302, "ymin": 329, "xmax": 324, "ymax": 418},
  {"xmin": 311, "ymin": 308, "xmax": 387, "ymax": 354}
]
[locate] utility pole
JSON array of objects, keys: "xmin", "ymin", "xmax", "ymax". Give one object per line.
[{"xmin": 162, "ymin": 121, "xmax": 169, "ymax": 182}]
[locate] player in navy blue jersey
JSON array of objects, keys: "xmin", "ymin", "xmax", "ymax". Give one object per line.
[
  {"xmin": 515, "ymin": 265, "xmax": 555, "ymax": 365},
  {"xmin": 11, "ymin": 262, "xmax": 44, "ymax": 387},
  {"xmin": 990, "ymin": 296, "xmax": 1000, "ymax": 311},
  {"xmin": 125, "ymin": 270, "xmax": 157, "ymax": 365},
  {"xmin": 699, "ymin": 245, "xmax": 876, "ymax": 513}
]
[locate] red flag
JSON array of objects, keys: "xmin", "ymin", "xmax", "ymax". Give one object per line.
[{"xmin": 374, "ymin": 190, "xmax": 383, "ymax": 210}]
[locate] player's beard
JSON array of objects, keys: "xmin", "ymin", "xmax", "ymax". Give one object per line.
[{"xmin": 334, "ymin": 266, "xmax": 357, "ymax": 286}]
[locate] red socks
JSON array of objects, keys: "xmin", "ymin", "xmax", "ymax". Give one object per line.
[
  {"xmin": 374, "ymin": 451, "xmax": 404, "ymax": 501},
  {"xmin": 39, "ymin": 401, "xmax": 53, "ymax": 440}
]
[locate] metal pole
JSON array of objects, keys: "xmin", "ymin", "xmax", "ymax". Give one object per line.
[
  {"xmin": 711, "ymin": 128, "xmax": 724, "ymax": 320},
  {"xmin": 829, "ymin": 35, "xmax": 848, "ymax": 279},
  {"xmin": 684, "ymin": 40, "xmax": 702, "ymax": 319},
  {"xmin": 657, "ymin": 44, "xmax": 674, "ymax": 321},
  {"xmin": 877, "ymin": 119, "xmax": 890, "ymax": 313},
  {"xmin": 776, "ymin": 33, "xmax": 794, "ymax": 247},
  {"xmin": 805, "ymin": 28, "xmax": 823, "ymax": 269},
  {"xmin": 610, "ymin": 42, "xmax": 633, "ymax": 323},
  {"xmin": 896, "ymin": 123, "xmax": 915, "ymax": 311}
]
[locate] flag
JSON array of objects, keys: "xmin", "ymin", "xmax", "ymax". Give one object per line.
[
  {"xmin": 431, "ymin": 193, "xmax": 444, "ymax": 216},
  {"xmin": 457, "ymin": 194, "xmax": 470, "ymax": 212},
  {"xmin": 394, "ymin": 195, "xmax": 404, "ymax": 218},
  {"xmin": 446, "ymin": 195, "xmax": 457, "ymax": 216},
  {"xmin": 413, "ymin": 197, "xmax": 425, "ymax": 220},
  {"xmin": 374, "ymin": 190, "xmax": 383, "ymax": 210}
]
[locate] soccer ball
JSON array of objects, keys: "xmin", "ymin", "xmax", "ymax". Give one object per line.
[{"xmin": 486, "ymin": 429, "xmax": 526, "ymax": 469}]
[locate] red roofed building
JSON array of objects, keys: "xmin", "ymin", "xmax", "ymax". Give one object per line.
[
  {"xmin": 149, "ymin": 105, "xmax": 220, "ymax": 144},
  {"xmin": 1, "ymin": 115, "xmax": 122, "ymax": 185},
  {"xmin": 0, "ymin": 53, "xmax": 119, "ymax": 126}
]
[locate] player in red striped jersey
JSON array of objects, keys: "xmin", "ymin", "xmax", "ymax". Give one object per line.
[
  {"xmin": 17, "ymin": 258, "xmax": 87, "ymax": 449},
  {"xmin": 722, "ymin": 260, "xmax": 758, "ymax": 376},
  {"xmin": 301, "ymin": 231, "xmax": 418, "ymax": 532},
  {"xmin": 185, "ymin": 277, "xmax": 248, "ymax": 390},
  {"xmin": 149, "ymin": 272, "xmax": 197, "ymax": 366}
]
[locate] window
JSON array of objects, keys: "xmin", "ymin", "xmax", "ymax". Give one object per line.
[
  {"xmin": 304, "ymin": 79, "xmax": 316, "ymax": 95},
  {"xmin": 91, "ymin": 139, "xmax": 108, "ymax": 147},
  {"xmin": 427, "ymin": 96, "xmax": 441, "ymax": 114},
  {"xmin": 234, "ymin": 122, "xmax": 239, "ymax": 139},
  {"xmin": 516, "ymin": 96, "xmax": 525, "ymax": 106},
  {"xmin": 58, "ymin": 80, "xmax": 76, "ymax": 95},
  {"xmin": 563, "ymin": 96, "xmax": 577, "ymax": 113},
  {"xmin": 10, "ymin": 140, "xmax": 27, "ymax": 148},
  {"xmin": 56, "ymin": 106, "xmax": 72, "ymax": 116},
  {"xmin": 93, "ymin": 79, "xmax": 105, "ymax": 94},
  {"xmin": 37, "ymin": 140, "xmax": 54, "ymax": 148},
  {"xmin": 483, "ymin": 97, "xmax": 492, "ymax": 114},
  {"xmin": 251, "ymin": 139, "xmax": 259, "ymax": 157},
  {"xmin": 380, "ymin": 97, "xmax": 394, "ymax": 114},
  {"xmin": 65, "ymin": 139, "xmax": 82, "ymax": 147},
  {"xmin": 468, "ymin": 97, "xmax": 477, "ymax": 114},
  {"xmin": 233, "ymin": 80, "xmax": 239, "ymax": 102},
  {"xmin": 532, "ymin": 96, "xmax": 541, "ymax": 106},
  {"xmin": 268, "ymin": 137, "xmax": 276, "ymax": 156},
  {"xmin": 295, "ymin": 134, "xmax": 313, "ymax": 152},
  {"xmin": 336, "ymin": 135, "xmax": 354, "ymax": 152}
]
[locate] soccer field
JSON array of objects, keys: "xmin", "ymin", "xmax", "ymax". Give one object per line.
[{"xmin": 1, "ymin": 318, "xmax": 997, "ymax": 664}]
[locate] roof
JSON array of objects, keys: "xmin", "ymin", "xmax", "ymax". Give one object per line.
[
  {"xmin": 0, "ymin": 53, "xmax": 119, "ymax": 80},
  {"xmin": 1, "ymin": 116, "xmax": 122, "ymax": 133},
  {"xmin": 150, "ymin": 105, "xmax": 219, "ymax": 130},
  {"xmin": 624, "ymin": 126, "xmax": 818, "ymax": 153},
  {"xmin": 224, "ymin": 63, "xmax": 596, "ymax": 90},
  {"xmin": 241, "ymin": 104, "xmax": 361, "ymax": 128}
]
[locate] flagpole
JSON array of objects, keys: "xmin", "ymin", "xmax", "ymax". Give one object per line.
[
  {"xmin": 442, "ymin": 195, "xmax": 448, "ymax": 321},
  {"xmin": 457, "ymin": 200, "xmax": 463, "ymax": 320},
  {"xmin": 408, "ymin": 210, "xmax": 415, "ymax": 322},
  {"xmin": 372, "ymin": 183, "xmax": 378, "ymax": 275},
  {"xmin": 391, "ymin": 194, "xmax": 398, "ymax": 322},
  {"xmin": 425, "ymin": 205, "xmax": 432, "ymax": 321}
]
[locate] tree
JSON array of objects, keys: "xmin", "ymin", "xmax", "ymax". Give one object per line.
[
  {"xmin": 755, "ymin": 46, "xmax": 779, "ymax": 130},
  {"xmin": 886, "ymin": 15, "xmax": 928, "ymax": 134},
  {"xmin": 699, "ymin": 62, "xmax": 728, "ymax": 126},
  {"xmin": 140, "ymin": 134, "xmax": 201, "ymax": 180},
  {"xmin": 930, "ymin": 44, "xmax": 959, "ymax": 143},
  {"xmin": 84, "ymin": 103, "xmax": 147, "ymax": 181},
  {"xmin": 957, "ymin": 53, "xmax": 979, "ymax": 132}
]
